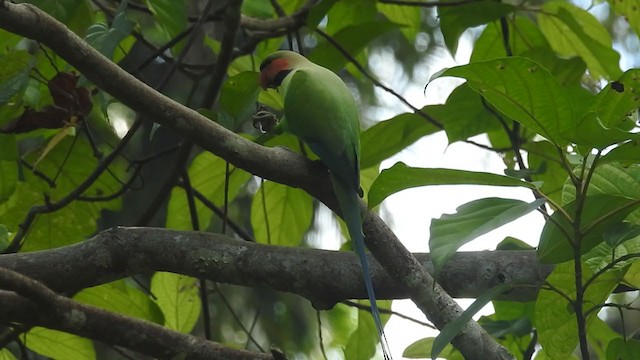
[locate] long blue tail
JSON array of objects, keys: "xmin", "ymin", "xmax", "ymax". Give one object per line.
[{"xmin": 332, "ymin": 175, "xmax": 392, "ymax": 360}]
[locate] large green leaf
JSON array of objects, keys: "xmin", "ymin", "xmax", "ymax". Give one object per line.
[
  {"xmin": 438, "ymin": 0, "xmax": 515, "ymax": 54},
  {"xmin": 368, "ymin": 162, "xmax": 537, "ymax": 208},
  {"xmin": 220, "ymin": 71, "xmax": 261, "ymax": 120},
  {"xmin": 166, "ymin": 152, "xmax": 251, "ymax": 231},
  {"xmin": 29, "ymin": 0, "xmax": 94, "ymax": 36},
  {"xmin": 436, "ymin": 57, "xmax": 574, "ymax": 146},
  {"xmin": 343, "ymin": 300, "xmax": 391, "ymax": 360},
  {"xmin": 0, "ymin": 138, "xmax": 125, "ymax": 251},
  {"xmin": 537, "ymin": 2, "xmax": 621, "ymax": 79},
  {"xmin": 403, "ymin": 337, "xmax": 462, "ymax": 359},
  {"xmin": 471, "ymin": 16, "xmax": 549, "ymax": 62},
  {"xmin": 24, "ymin": 327, "xmax": 95, "ymax": 360},
  {"xmin": 526, "ymin": 141, "xmax": 568, "ymax": 205},
  {"xmin": 85, "ymin": 2, "xmax": 134, "ymax": 60},
  {"xmin": 520, "ymin": 47, "xmax": 586, "ymax": 87},
  {"xmin": 606, "ymin": 338, "xmax": 640, "ymax": 360},
  {"xmin": 589, "ymin": 69, "xmax": 640, "ymax": 128},
  {"xmin": 309, "ymin": 21, "xmax": 401, "ymax": 72},
  {"xmin": 73, "ymin": 280, "xmax": 164, "ymax": 324},
  {"xmin": 602, "ymin": 140, "xmax": 640, "ymax": 164},
  {"xmin": 251, "ymin": 180, "xmax": 313, "ymax": 246},
  {"xmin": 587, "ymin": 317, "xmax": 621, "ymax": 360},
  {"xmin": 326, "ymin": 0, "xmax": 376, "ymax": 34},
  {"xmin": 430, "ymin": 197, "xmax": 545, "ymax": 275},
  {"xmin": 432, "ymin": 285, "xmax": 509, "ymax": 360},
  {"xmin": 151, "ymin": 272, "xmax": 201, "ymax": 333},
  {"xmin": 360, "ymin": 110, "xmax": 439, "ymax": 169},
  {"xmin": 425, "ymin": 83, "xmax": 503, "ymax": 143},
  {"xmin": 0, "ymin": 134, "xmax": 17, "ymax": 203},
  {"xmin": 535, "ymin": 262, "xmax": 618, "ymax": 360},
  {"xmin": 144, "ymin": 0, "xmax": 187, "ymax": 54},
  {"xmin": 537, "ymin": 195, "xmax": 640, "ymax": 263},
  {"xmin": 566, "ymin": 112, "xmax": 640, "ymax": 149},
  {"xmin": 377, "ymin": 2, "xmax": 421, "ymax": 42},
  {"xmin": 0, "ymin": 348, "xmax": 16, "ymax": 360},
  {"xmin": 0, "ymin": 50, "xmax": 31, "ymax": 108},
  {"xmin": 562, "ymin": 164, "xmax": 640, "ymax": 204}
]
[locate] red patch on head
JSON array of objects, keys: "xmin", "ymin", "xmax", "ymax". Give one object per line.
[{"xmin": 260, "ymin": 57, "xmax": 290, "ymax": 89}]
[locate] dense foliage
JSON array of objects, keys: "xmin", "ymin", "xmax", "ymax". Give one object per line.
[{"xmin": 0, "ymin": 0, "xmax": 639, "ymax": 359}]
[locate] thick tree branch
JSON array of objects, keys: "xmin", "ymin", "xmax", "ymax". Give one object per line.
[
  {"xmin": 0, "ymin": 268, "xmax": 272, "ymax": 360},
  {"xmin": 0, "ymin": 3, "xmax": 509, "ymax": 358},
  {"xmin": 0, "ymin": 227, "xmax": 551, "ymax": 304}
]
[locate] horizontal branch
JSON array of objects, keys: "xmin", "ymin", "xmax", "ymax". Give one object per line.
[
  {"xmin": 0, "ymin": 268, "xmax": 271, "ymax": 360},
  {"xmin": 0, "ymin": 227, "xmax": 551, "ymax": 305}
]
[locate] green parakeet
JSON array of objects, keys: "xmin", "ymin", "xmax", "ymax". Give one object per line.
[{"xmin": 259, "ymin": 50, "xmax": 391, "ymax": 359}]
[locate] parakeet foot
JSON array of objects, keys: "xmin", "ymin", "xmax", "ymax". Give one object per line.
[{"xmin": 252, "ymin": 109, "xmax": 279, "ymax": 134}]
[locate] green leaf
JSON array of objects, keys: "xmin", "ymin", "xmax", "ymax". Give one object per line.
[
  {"xmin": 309, "ymin": 21, "xmax": 401, "ymax": 73},
  {"xmin": 85, "ymin": 3, "xmax": 134, "ymax": 60},
  {"xmin": 360, "ymin": 110, "xmax": 440, "ymax": 169},
  {"xmin": 602, "ymin": 140, "xmax": 640, "ymax": 164},
  {"xmin": 584, "ymin": 237, "xmax": 640, "ymax": 274},
  {"xmin": 589, "ymin": 69, "xmax": 640, "ymax": 128},
  {"xmin": 436, "ymin": 57, "xmax": 574, "ymax": 146},
  {"xmin": 166, "ymin": 152, "xmax": 251, "ymax": 231},
  {"xmin": 305, "ymin": 0, "xmax": 337, "ymax": 28},
  {"xmin": 606, "ymin": 338, "xmax": 640, "ymax": 360},
  {"xmin": 425, "ymin": 83, "xmax": 503, "ymax": 143},
  {"xmin": 438, "ymin": 0, "xmax": 515, "ymax": 54},
  {"xmin": 430, "ymin": 197, "xmax": 545, "ymax": 275},
  {"xmin": 588, "ymin": 317, "xmax": 620, "ymax": 360},
  {"xmin": 526, "ymin": 141, "xmax": 568, "ymax": 205},
  {"xmin": 432, "ymin": 284, "xmax": 509, "ymax": 359},
  {"xmin": 220, "ymin": 72, "xmax": 261, "ymax": 120},
  {"xmin": 73, "ymin": 280, "xmax": 164, "ymax": 324},
  {"xmin": 603, "ymin": 222, "xmax": 640, "ymax": 248},
  {"xmin": 344, "ymin": 300, "xmax": 391, "ymax": 360},
  {"xmin": 536, "ymin": 262, "xmax": 618, "ymax": 360},
  {"xmin": 471, "ymin": 16, "xmax": 549, "ymax": 62},
  {"xmin": 0, "ymin": 348, "xmax": 16, "ymax": 360},
  {"xmin": 0, "ymin": 224, "xmax": 8, "ymax": 252},
  {"xmin": 151, "ymin": 272, "xmax": 201, "ymax": 333},
  {"xmin": 368, "ymin": 162, "xmax": 537, "ymax": 208},
  {"xmin": 0, "ymin": 137, "xmax": 125, "ymax": 251},
  {"xmin": 537, "ymin": 2, "xmax": 621, "ymax": 79},
  {"xmin": 402, "ymin": 337, "xmax": 462, "ymax": 359},
  {"xmin": 566, "ymin": 113, "xmax": 639, "ymax": 150},
  {"xmin": 251, "ymin": 180, "xmax": 313, "ymax": 246},
  {"xmin": 562, "ymin": 164, "xmax": 640, "ymax": 204},
  {"xmin": 325, "ymin": 0, "xmax": 376, "ymax": 34},
  {"xmin": 29, "ymin": 0, "xmax": 94, "ymax": 36},
  {"xmin": 608, "ymin": 0, "xmax": 640, "ymax": 38},
  {"xmin": 538, "ymin": 195, "xmax": 640, "ymax": 264},
  {"xmin": 24, "ymin": 327, "xmax": 95, "ymax": 360},
  {"xmin": 377, "ymin": 2, "xmax": 421, "ymax": 42},
  {"xmin": 144, "ymin": 0, "xmax": 187, "ymax": 54},
  {"xmin": 0, "ymin": 135, "xmax": 17, "ymax": 203},
  {"xmin": 520, "ymin": 47, "xmax": 587, "ymax": 86},
  {"xmin": 0, "ymin": 51, "xmax": 31, "ymax": 108}
]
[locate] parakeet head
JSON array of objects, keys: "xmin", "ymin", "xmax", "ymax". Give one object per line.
[{"xmin": 259, "ymin": 51, "xmax": 309, "ymax": 89}]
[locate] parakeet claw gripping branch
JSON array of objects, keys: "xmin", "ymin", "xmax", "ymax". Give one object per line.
[{"xmin": 259, "ymin": 50, "xmax": 392, "ymax": 359}]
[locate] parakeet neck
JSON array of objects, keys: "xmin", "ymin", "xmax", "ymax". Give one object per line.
[{"xmin": 272, "ymin": 69, "xmax": 293, "ymax": 88}]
